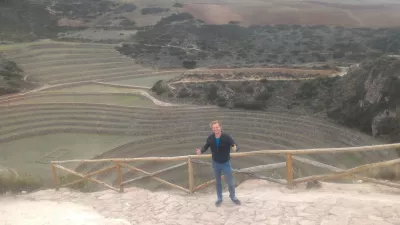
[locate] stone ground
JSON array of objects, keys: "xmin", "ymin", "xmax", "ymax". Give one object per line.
[{"xmin": 1, "ymin": 180, "xmax": 400, "ymax": 225}]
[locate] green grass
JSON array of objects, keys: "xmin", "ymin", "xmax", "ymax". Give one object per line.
[
  {"xmin": 42, "ymin": 84, "xmax": 144, "ymax": 93},
  {"xmin": 0, "ymin": 40, "xmax": 83, "ymax": 52},
  {"xmin": 0, "ymin": 133, "xmax": 143, "ymax": 178},
  {"xmin": 0, "ymin": 43, "xmax": 31, "ymax": 52},
  {"xmin": 7, "ymin": 94, "xmax": 156, "ymax": 107},
  {"xmin": 110, "ymin": 74, "xmax": 181, "ymax": 87},
  {"xmin": 33, "ymin": 61, "xmax": 133, "ymax": 73},
  {"xmin": 14, "ymin": 53, "xmax": 120, "ymax": 62}
]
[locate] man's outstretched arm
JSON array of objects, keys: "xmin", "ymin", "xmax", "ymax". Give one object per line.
[
  {"xmin": 197, "ymin": 137, "xmax": 210, "ymax": 154},
  {"xmin": 228, "ymin": 135, "xmax": 240, "ymax": 152},
  {"xmin": 201, "ymin": 137, "xmax": 211, "ymax": 153}
]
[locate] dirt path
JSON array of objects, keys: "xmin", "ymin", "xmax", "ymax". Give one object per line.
[
  {"xmin": 167, "ymin": 66, "xmax": 347, "ymax": 87},
  {"xmin": 170, "ymin": 77, "xmax": 316, "ymax": 84},
  {"xmin": 1, "ymin": 180, "xmax": 399, "ymax": 225},
  {"xmin": 184, "ymin": 67, "xmax": 338, "ymax": 76}
]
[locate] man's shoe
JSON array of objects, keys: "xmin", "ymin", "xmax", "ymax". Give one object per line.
[
  {"xmin": 215, "ymin": 199, "xmax": 222, "ymax": 207},
  {"xmin": 231, "ymin": 198, "xmax": 241, "ymax": 205}
]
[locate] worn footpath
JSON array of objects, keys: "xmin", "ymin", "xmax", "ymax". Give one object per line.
[{"xmin": 1, "ymin": 180, "xmax": 400, "ymax": 225}]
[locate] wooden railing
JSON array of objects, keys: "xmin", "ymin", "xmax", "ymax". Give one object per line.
[{"xmin": 50, "ymin": 143, "xmax": 400, "ymax": 193}]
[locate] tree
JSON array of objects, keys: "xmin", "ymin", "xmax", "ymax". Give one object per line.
[
  {"xmin": 182, "ymin": 60, "xmax": 197, "ymax": 69},
  {"xmin": 173, "ymin": 2, "xmax": 184, "ymax": 8}
]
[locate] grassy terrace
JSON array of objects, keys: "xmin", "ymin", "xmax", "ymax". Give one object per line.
[
  {"xmin": 2, "ymin": 40, "xmax": 154, "ymax": 85},
  {"xmin": 41, "ymin": 83, "xmax": 146, "ymax": 93},
  {"xmin": 0, "ymin": 100, "xmax": 395, "ymax": 190},
  {"xmin": 108, "ymin": 74, "xmax": 181, "ymax": 87},
  {"xmin": 2, "ymin": 93, "xmax": 155, "ymax": 107},
  {"xmin": 0, "ymin": 133, "xmax": 141, "ymax": 178}
]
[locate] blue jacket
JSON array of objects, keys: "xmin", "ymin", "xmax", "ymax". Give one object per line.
[{"xmin": 200, "ymin": 132, "xmax": 239, "ymax": 163}]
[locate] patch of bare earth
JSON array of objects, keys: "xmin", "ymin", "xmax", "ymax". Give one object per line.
[
  {"xmin": 57, "ymin": 17, "xmax": 86, "ymax": 27},
  {"xmin": 181, "ymin": 1, "xmax": 400, "ymax": 28},
  {"xmin": 187, "ymin": 67, "xmax": 336, "ymax": 76},
  {"xmin": 182, "ymin": 3, "xmax": 243, "ymax": 24}
]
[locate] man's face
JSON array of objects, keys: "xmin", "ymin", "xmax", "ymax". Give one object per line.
[{"xmin": 212, "ymin": 123, "xmax": 222, "ymax": 135}]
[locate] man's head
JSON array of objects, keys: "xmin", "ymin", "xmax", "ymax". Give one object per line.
[{"xmin": 210, "ymin": 120, "xmax": 222, "ymax": 136}]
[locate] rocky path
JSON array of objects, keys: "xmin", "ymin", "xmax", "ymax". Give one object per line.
[{"xmin": 1, "ymin": 180, "xmax": 400, "ymax": 225}]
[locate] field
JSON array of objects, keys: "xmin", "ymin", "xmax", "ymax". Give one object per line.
[
  {"xmin": 109, "ymin": 74, "xmax": 181, "ymax": 87},
  {"xmin": 0, "ymin": 40, "xmax": 398, "ymax": 192},
  {"xmin": 2, "ymin": 40, "xmax": 152, "ymax": 85},
  {"xmin": 58, "ymin": 29, "xmax": 138, "ymax": 41},
  {"xmin": 179, "ymin": 0, "xmax": 400, "ymax": 28}
]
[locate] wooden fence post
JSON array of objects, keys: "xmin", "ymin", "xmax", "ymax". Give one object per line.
[
  {"xmin": 285, "ymin": 153, "xmax": 294, "ymax": 189},
  {"xmin": 116, "ymin": 162, "xmax": 124, "ymax": 193},
  {"xmin": 51, "ymin": 163, "xmax": 60, "ymax": 190},
  {"xmin": 188, "ymin": 157, "xmax": 195, "ymax": 193}
]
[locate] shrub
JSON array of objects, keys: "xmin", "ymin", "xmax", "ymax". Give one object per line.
[
  {"xmin": 151, "ymin": 80, "xmax": 167, "ymax": 95},
  {"xmin": 157, "ymin": 13, "xmax": 194, "ymax": 25},
  {"xmin": 141, "ymin": 7, "xmax": 170, "ymax": 15},
  {"xmin": 233, "ymin": 100, "xmax": 264, "ymax": 110},
  {"xmin": 182, "ymin": 60, "xmax": 197, "ymax": 69},
  {"xmin": 177, "ymin": 87, "xmax": 190, "ymax": 98},
  {"xmin": 0, "ymin": 173, "xmax": 43, "ymax": 194},
  {"xmin": 244, "ymin": 85, "xmax": 254, "ymax": 94},
  {"xmin": 254, "ymin": 90, "xmax": 272, "ymax": 102},
  {"xmin": 216, "ymin": 96, "xmax": 227, "ymax": 107},
  {"xmin": 114, "ymin": 3, "xmax": 137, "ymax": 13},
  {"xmin": 296, "ymin": 76, "xmax": 340, "ymax": 100},
  {"xmin": 207, "ymin": 85, "xmax": 218, "ymax": 101},
  {"xmin": 119, "ymin": 19, "xmax": 136, "ymax": 27},
  {"xmin": 228, "ymin": 21, "xmax": 240, "ymax": 25},
  {"xmin": 173, "ymin": 2, "xmax": 184, "ymax": 8}
]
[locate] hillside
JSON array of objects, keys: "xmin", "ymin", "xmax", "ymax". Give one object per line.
[
  {"xmin": 1, "ymin": 180, "xmax": 400, "ymax": 225},
  {"xmin": 151, "ymin": 56, "xmax": 400, "ymax": 142},
  {"xmin": 117, "ymin": 14, "xmax": 400, "ymax": 68},
  {"xmin": 0, "ymin": 0, "xmax": 59, "ymax": 41},
  {"xmin": 327, "ymin": 56, "xmax": 400, "ymax": 141},
  {"xmin": 0, "ymin": 56, "xmax": 34, "ymax": 95}
]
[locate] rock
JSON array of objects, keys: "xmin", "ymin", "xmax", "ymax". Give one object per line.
[
  {"xmin": 306, "ymin": 180, "xmax": 321, "ymax": 189},
  {"xmin": 372, "ymin": 110, "xmax": 398, "ymax": 137}
]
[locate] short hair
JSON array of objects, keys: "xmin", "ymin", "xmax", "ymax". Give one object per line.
[{"xmin": 210, "ymin": 120, "xmax": 221, "ymax": 128}]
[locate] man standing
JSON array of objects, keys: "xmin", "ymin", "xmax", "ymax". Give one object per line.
[{"xmin": 196, "ymin": 120, "xmax": 241, "ymax": 207}]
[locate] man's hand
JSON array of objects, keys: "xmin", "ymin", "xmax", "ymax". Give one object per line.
[
  {"xmin": 196, "ymin": 148, "xmax": 201, "ymax": 155},
  {"xmin": 232, "ymin": 144, "xmax": 237, "ymax": 152}
]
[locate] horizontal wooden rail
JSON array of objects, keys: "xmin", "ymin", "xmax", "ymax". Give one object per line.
[
  {"xmin": 235, "ymin": 162, "xmax": 286, "ymax": 173},
  {"xmin": 293, "ymin": 158, "xmax": 400, "ymax": 184},
  {"xmin": 292, "ymin": 156, "xmax": 400, "ymax": 189},
  {"xmin": 51, "ymin": 142, "xmax": 400, "ymax": 164}
]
